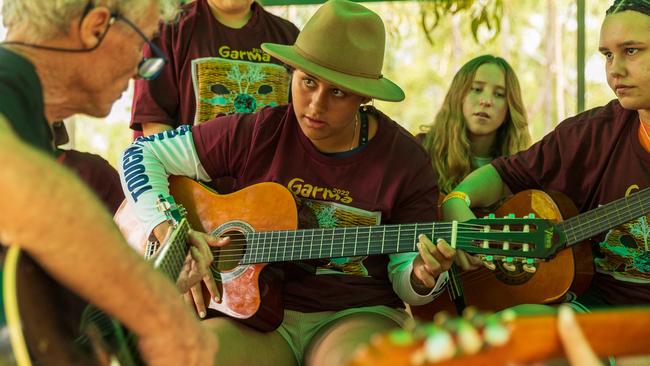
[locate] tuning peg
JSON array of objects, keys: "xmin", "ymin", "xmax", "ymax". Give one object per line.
[
  {"xmin": 523, "ymin": 264, "xmax": 537, "ymax": 273},
  {"xmin": 422, "ymin": 325, "xmax": 455, "ymax": 363},
  {"xmin": 484, "ymin": 317, "xmax": 510, "ymax": 347},
  {"xmin": 488, "ymin": 213, "xmax": 495, "ymax": 219},
  {"xmin": 522, "ymin": 258, "xmax": 537, "ymax": 273},
  {"xmin": 456, "ymin": 318, "xmax": 482, "ymax": 354},
  {"xmin": 506, "ymin": 213, "xmax": 515, "ymax": 218},
  {"xmin": 483, "ymin": 259, "xmax": 496, "ymax": 271},
  {"xmin": 155, "ymin": 196, "xmax": 171, "ymax": 213},
  {"xmin": 502, "ymin": 257, "xmax": 517, "ymax": 272},
  {"xmin": 527, "ymin": 213, "xmax": 535, "ymax": 218}
]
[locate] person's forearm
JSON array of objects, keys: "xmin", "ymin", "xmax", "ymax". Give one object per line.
[
  {"xmin": 0, "ymin": 130, "xmax": 193, "ymax": 338},
  {"xmin": 455, "ymin": 164, "xmax": 508, "ymax": 206},
  {"xmin": 142, "ymin": 121, "xmax": 173, "ymax": 137},
  {"xmin": 442, "ymin": 164, "xmax": 510, "ymax": 221},
  {"xmin": 120, "ymin": 125, "xmax": 211, "ymax": 237}
]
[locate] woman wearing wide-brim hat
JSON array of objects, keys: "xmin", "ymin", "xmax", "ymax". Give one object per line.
[{"xmin": 119, "ymin": 1, "xmax": 454, "ymax": 365}]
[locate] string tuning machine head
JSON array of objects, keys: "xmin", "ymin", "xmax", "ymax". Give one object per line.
[
  {"xmin": 522, "ymin": 258, "xmax": 537, "ymax": 273},
  {"xmin": 482, "ymin": 255, "xmax": 496, "ymax": 271},
  {"xmin": 502, "ymin": 257, "xmax": 517, "ymax": 272}
]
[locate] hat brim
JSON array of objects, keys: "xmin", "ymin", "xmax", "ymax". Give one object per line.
[{"xmin": 262, "ymin": 43, "xmax": 405, "ymax": 102}]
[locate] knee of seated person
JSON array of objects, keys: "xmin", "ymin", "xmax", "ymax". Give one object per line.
[
  {"xmin": 505, "ymin": 303, "xmax": 557, "ymax": 316},
  {"xmin": 327, "ymin": 312, "xmax": 400, "ymax": 333},
  {"xmin": 306, "ymin": 314, "xmax": 399, "ymax": 366},
  {"xmin": 202, "ymin": 316, "xmax": 250, "ymax": 335}
]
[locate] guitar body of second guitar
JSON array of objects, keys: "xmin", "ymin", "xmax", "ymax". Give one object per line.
[{"xmin": 411, "ymin": 190, "xmax": 594, "ymax": 318}]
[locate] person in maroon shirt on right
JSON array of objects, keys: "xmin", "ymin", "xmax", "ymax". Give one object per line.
[
  {"xmin": 131, "ymin": 0, "xmax": 299, "ymax": 138},
  {"xmin": 443, "ymin": 0, "xmax": 650, "ymax": 309}
]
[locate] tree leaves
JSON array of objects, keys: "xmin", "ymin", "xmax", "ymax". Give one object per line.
[{"xmin": 419, "ymin": 0, "xmax": 504, "ymax": 45}]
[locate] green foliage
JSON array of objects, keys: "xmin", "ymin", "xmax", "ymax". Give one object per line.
[
  {"xmin": 418, "ymin": 0, "xmax": 504, "ymax": 45},
  {"xmin": 18, "ymin": 0, "xmax": 615, "ymax": 169}
]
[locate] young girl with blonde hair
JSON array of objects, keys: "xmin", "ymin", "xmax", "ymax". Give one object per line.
[{"xmin": 420, "ymin": 55, "xmax": 532, "ymax": 195}]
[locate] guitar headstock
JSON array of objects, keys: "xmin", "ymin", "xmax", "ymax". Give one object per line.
[
  {"xmin": 147, "ymin": 194, "xmax": 191, "ymax": 279},
  {"xmin": 156, "ymin": 194, "xmax": 187, "ymax": 226},
  {"xmin": 144, "ymin": 195, "xmax": 188, "ymax": 260},
  {"xmin": 350, "ymin": 309, "xmax": 515, "ymax": 366},
  {"xmin": 455, "ymin": 214, "xmax": 566, "ymax": 273}
]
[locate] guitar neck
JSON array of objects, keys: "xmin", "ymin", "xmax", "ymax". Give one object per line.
[
  {"xmin": 151, "ymin": 218, "xmax": 191, "ymax": 281},
  {"xmin": 558, "ymin": 187, "xmax": 649, "ymax": 246},
  {"xmin": 242, "ymin": 222, "xmax": 454, "ymax": 264}
]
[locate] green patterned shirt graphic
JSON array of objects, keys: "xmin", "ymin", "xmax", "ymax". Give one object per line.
[
  {"xmin": 192, "ymin": 57, "xmax": 290, "ymax": 124},
  {"xmin": 596, "ymin": 212, "xmax": 650, "ymax": 284},
  {"xmin": 299, "ymin": 198, "xmax": 381, "ymax": 277}
]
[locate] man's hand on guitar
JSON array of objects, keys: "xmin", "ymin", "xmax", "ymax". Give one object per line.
[{"xmin": 411, "ymin": 235, "xmax": 455, "ymax": 293}]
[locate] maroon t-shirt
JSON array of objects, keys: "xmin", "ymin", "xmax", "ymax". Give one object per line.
[
  {"xmin": 58, "ymin": 149, "xmax": 125, "ymax": 215},
  {"xmin": 492, "ymin": 100, "xmax": 650, "ymax": 305},
  {"xmin": 192, "ymin": 105, "xmax": 439, "ymax": 312},
  {"xmin": 131, "ymin": 0, "xmax": 298, "ymax": 136}
]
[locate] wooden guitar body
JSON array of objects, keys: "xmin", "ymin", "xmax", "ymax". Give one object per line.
[
  {"xmin": 411, "ymin": 190, "xmax": 594, "ymax": 318},
  {"xmin": 1, "ymin": 247, "xmax": 98, "ymax": 366},
  {"xmin": 116, "ymin": 176, "xmax": 299, "ymax": 331}
]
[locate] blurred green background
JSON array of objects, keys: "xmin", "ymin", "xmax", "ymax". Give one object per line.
[{"xmin": 0, "ymin": 0, "xmax": 614, "ymax": 167}]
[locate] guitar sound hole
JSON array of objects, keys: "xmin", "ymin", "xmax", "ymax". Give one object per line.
[{"xmin": 213, "ymin": 230, "xmax": 247, "ymax": 272}]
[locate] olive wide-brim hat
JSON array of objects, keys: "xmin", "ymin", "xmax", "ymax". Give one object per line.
[{"xmin": 261, "ymin": 0, "xmax": 405, "ymax": 102}]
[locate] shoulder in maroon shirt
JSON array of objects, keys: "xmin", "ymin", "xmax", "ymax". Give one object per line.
[{"xmin": 59, "ymin": 149, "xmax": 125, "ymax": 215}]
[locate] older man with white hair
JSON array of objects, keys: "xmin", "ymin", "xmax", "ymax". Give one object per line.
[{"xmin": 0, "ymin": 0, "xmax": 219, "ymax": 364}]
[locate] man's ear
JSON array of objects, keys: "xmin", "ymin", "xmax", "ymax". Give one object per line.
[{"xmin": 77, "ymin": 7, "xmax": 113, "ymax": 49}]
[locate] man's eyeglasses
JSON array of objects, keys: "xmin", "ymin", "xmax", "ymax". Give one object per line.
[
  {"xmin": 1, "ymin": 2, "xmax": 167, "ymax": 81},
  {"xmin": 112, "ymin": 13, "xmax": 167, "ymax": 80}
]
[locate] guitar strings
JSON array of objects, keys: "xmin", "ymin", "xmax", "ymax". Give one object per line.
[
  {"xmin": 174, "ymin": 222, "xmax": 541, "ymax": 262},
  {"xmin": 200, "ymin": 228, "xmax": 521, "ymax": 252},
  {"xmin": 188, "ymin": 197, "xmax": 649, "ymax": 262},
  {"xmin": 158, "ymin": 192, "xmax": 650, "ymax": 267},
  {"xmin": 560, "ymin": 193, "xmax": 649, "ymax": 242},
  {"xmin": 190, "ymin": 233, "xmax": 543, "ymax": 266},
  {"xmin": 441, "ymin": 191, "xmax": 650, "ymax": 284},
  {"xmin": 208, "ymin": 232, "xmax": 537, "ymax": 255}
]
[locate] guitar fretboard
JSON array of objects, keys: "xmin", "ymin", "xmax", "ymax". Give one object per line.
[
  {"xmin": 559, "ymin": 187, "xmax": 649, "ymax": 246},
  {"xmin": 242, "ymin": 222, "xmax": 456, "ymax": 264},
  {"xmin": 151, "ymin": 219, "xmax": 190, "ymax": 281}
]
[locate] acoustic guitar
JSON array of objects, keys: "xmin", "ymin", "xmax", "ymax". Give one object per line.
[
  {"xmin": 1, "ymin": 195, "xmax": 191, "ymax": 366},
  {"xmin": 114, "ymin": 177, "xmax": 649, "ymax": 332},
  {"xmin": 411, "ymin": 188, "xmax": 649, "ymax": 319},
  {"xmin": 348, "ymin": 307, "xmax": 650, "ymax": 366}
]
